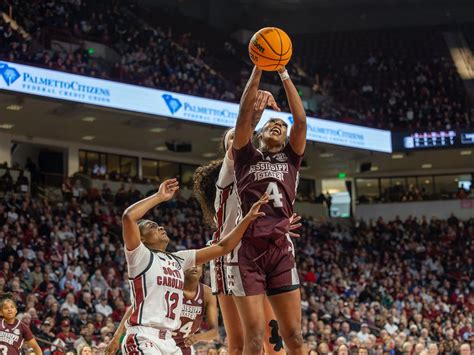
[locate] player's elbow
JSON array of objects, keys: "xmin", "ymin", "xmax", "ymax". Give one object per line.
[
  {"xmin": 122, "ymin": 209, "xmax": 134, "ymax": 222},
  {"xmin": 216, "ymin": 240, "xmax": 232, "ymax": 255}
]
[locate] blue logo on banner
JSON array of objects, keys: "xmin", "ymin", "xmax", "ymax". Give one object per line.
[
  {"xmin": 0, "ymin": 62, "xmax": 20, "ymax": 86},
  {"xmin": 288, "ymin": 116, "xmax": 294, "ymax": 124},
  {"xmin": 162, "ymin": 94, "xmax": 182, "ymax": 114}
]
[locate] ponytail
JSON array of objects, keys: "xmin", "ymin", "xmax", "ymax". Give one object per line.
[{"xmin": 193, "ymin": 159, "xmax": 224, "ymax": 228}]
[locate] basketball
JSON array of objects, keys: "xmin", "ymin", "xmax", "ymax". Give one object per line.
[{"xmin": 248, "ymin": 27, "xmax": 292, "ymax": 71}]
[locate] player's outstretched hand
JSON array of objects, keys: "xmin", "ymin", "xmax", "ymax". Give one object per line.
[
  {"xmin": 104, "ymin": 336, "xmax": 120, "ymax": 355},
  {"xmin": 255, "ymin": 90, "xmax": 281, "ymax": 112},
  {"xmin": 288, "ymin": 213, "xmax": 302, "ymax": 238},
  {"xmin": 246, "ymin": 193, "xmax": 269, "ymax": 221},
  {"xmin": 184, "ymin": 334, "xmax": 198, "ymax": 347},
  {"xmin": 157, "ymin": 178, "xmax": 179, "ymax": 201}
]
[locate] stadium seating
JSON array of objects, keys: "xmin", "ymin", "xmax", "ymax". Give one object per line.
[
  {"xmin": 1, "ymin": 1, "xmax": 473, "ymax": 130},
  {"xmin": 0, "ymin": 175, "xmax": 472, "ymax": 353}
]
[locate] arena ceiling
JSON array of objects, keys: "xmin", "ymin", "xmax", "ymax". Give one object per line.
[{"xmin": 0, "ymin": 91, "xmax": 472, "ymax": 179}]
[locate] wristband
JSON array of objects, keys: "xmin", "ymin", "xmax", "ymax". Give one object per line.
[{"xmin": 278, "ymin": 69, "xmax": 290, "ymax": 81}]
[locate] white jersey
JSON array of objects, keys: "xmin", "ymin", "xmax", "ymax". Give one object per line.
[
  {"xmin": 125, "ymin": 242, "xmax": 196, "ymax": 331},
  {"xmin": 209, "ymin": 152, "xmax": 240, "ymax": 295},
  {"xmin": 213, "ymin": 152, "xmax": 239, "ymax": 239}
]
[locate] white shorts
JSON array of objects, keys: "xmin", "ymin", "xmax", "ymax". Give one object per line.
[
  {"xmin": 209, "ymin": 255, "xmax": 232, "ymax": 295},
  {"xmin": 122, "ymin": 326, "xmax": 183, "ymax": 355}
]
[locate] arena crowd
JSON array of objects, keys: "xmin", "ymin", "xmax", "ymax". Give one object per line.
[
  {"xmin": 1, "ymin": 1, "xmax": 473, "ymax": 129},
  {"xmin": 0, "ymin": 173, "xmax": 472, "ymax": 354}
]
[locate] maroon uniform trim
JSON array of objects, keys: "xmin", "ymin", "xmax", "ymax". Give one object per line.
[
  {"xmin": 211, "ymin": 185, "xmax": 232, "ymax": 295},
  {"xmin": 129, "ymin": 275, "xmax": 146, "ymax": 326}
]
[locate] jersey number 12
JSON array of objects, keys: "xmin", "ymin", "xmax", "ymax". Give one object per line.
[
  {"xmin": 165, "ymin": 291, "xmax": 179, "ymax": 320},
  {"xmin": 266, "ymin": 182, "xmax": 283, "ymax": 208}
]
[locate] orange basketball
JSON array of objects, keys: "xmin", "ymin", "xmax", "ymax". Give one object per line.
[{"xmin": 248, "ymin": 27, "xmax": 292, "ymax": 71}]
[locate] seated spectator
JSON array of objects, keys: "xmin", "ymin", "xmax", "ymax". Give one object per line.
[
  {"xmin": 60, "ymin": 292, "xmax": 79, "ymax": 315},
  {"xmin": 0, "ymin": 168, "xmax": 14, "ymax": 192},
  {"xmin": 62, "ymin": 177, "xmax": 73, "ymax": 201},
  {"xmin": 94, "ymin": 296, "xmax": 112, "ymax": 317},
  {"xmin": 15, "ymin": 170, "xmax": 29, "ymax": 193}
]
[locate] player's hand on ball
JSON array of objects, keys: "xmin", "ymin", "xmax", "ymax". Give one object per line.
[
  {"xmin": 288, "ymin": 213, "xmax": 302, "ymax": 238},
  {"xmin": 104, "ymin": 337, "xmax": 120, "ymax": 355},
  {"xmin": 184, "ymin": 334, "xmax": 198, "ymax": 347},
  {"xmin": 157, "ymin": 178, "xmax": 179, "ymax": 201},
  {"xmin": 247, "ymin": 193, "xmax": 269, "ymax": 221},
  {"xmin": 255, "ymin": 90, "xmax": 281, "ymax": 112}
]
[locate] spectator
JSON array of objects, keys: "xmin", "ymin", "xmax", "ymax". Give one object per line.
[
  {"xmin": 94, "ymin": 296, "xmax": 112, "ymax": 317},
  {"xmin": 56, "ymin": 318, "xmax": 78, "ymax": 349},
  {"xmin": 459, "ymin": 343, "xmax": 471, "ymax": 355},
  {"xmin": 0, "ymin": 168, "xmax": 14, "ymax": 192},
  {"xmin": 15, "ymin": 170, "xmax": 29, "ymax": 193},
  {"xmin": 60, "ymin": 293, "xmax": 79, "ymax": 315}
]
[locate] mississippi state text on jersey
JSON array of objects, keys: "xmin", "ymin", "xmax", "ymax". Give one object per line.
[
  {"xmin": 233, "ymin": 141, "xmax": 302, "ymax": 240},
  {"xmin": 173, "ymin": 283, "xmax": 205, "ymax": 354},
  {"xmin": 0, "ymin": 319, "xmax": 34, "ymax": 355}
]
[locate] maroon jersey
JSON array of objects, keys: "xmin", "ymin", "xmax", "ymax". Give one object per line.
[
  {"xmin": 172, "ymin": 283, "xmax": 205, "ymax": 354},
  {"xmin": 0, "ymin": 319, "xmax": 34, "ymax": 355},
  {"xmin": 233, "ymin": 141, "xmax": 303, "ymax": 240}
]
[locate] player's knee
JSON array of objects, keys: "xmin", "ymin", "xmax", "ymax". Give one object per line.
[
  {"xmin": 228, "ymin": 344, "xmax": 244, "ymax": 354},
  {"xmin": 228, "ymin": 338, "xmax": 244, "ymax": 354},
  {"xmin": 245, "ymin": 329, "xmax": 265, "ymax": 352},
  {"xmin": 282, "ymin": 329, "xmax": 304, "ymax": 349}
]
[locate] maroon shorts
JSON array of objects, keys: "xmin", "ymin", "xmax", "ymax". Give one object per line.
[{"xmin": 226, "ymin": 235, "xmax": 300, "ymax": 296}]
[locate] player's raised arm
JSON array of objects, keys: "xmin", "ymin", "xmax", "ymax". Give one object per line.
[
  {"xmin": 234, "ymin": 67, "xmax": 266, "ymax": 149},
  {"xmin": 122, "ymin": 179, "xmax": 179, "ymax": 251},
  {"xmin": 195, "ymin": 194, "xmax": 269, "ymax": 265},
  {"xmin": 278, "ymin": 66, "xmax": 307, "ymax": 155}
]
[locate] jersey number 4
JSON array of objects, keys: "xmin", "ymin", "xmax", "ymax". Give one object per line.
[
  {"xmin": 165, "ymin": 291, "xmax": 179, "ymax": 320},
  {"xmin": 172, "ymin": 321, "xmax": 194, "ymax": 338},
  {"xmin": 265, "ymin": 182, "xmax": 283, "ymax": 208}
]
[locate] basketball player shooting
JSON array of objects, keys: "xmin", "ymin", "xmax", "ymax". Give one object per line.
[{"xmin": 229, "ymin": 65, "xmax": 307, "ymax": 355}]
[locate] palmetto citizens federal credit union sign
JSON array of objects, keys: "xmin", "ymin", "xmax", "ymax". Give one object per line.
[{"xmin": 0, "ymin": 61, "xmax": 392, "ymax": 152}]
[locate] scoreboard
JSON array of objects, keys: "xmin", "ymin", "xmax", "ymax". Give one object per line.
[
  {"xmin": 392, "ymin": 130, "xmax": 474, "ymax": 151},
  {"xmin": 403, "ymin": 131, "xmax": 456, "ymax": 149}
]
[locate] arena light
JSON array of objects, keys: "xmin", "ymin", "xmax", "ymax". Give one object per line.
[
  {"xmin": 421, "ymin": 163, "xmax": 432, "ymax": 169},
  {"xmin": 460, "ymin": 150, "xmax": 472, "ymax": 156},
  {"xmin": 150, "ymin": 127, "xmax": 165, "ymax": 133},
  {"xmin": 6, "ymin": 104, "xmax": 22, "ymax": 111},
  {"xmin": 203, "ymin": 152, "xmax": 217, "ymax": 158},
  {"xmin": 391, "ymin": 154, "xmax": 404, "ymax": 159},
  {"xmin": 370, "ymin": 166, "xmax": 379, "ymax": 171},
  {"xmin": 0, "ymin": 123, "xmax": 14, "ymax": 129},
  {"xmin": 82, "ymin": 116, "xmax": 96, "ymax": 122},
  {"xmin": 82, "ymin": 135, "xmax": 95, "ymax": 141},
  {"xmin": 319, "ymin": 152, "xmax": 334, "ymax": 158},
  {"xmin": 154, "ymin": 146, "xmax": 167, "ymax": 151}
]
